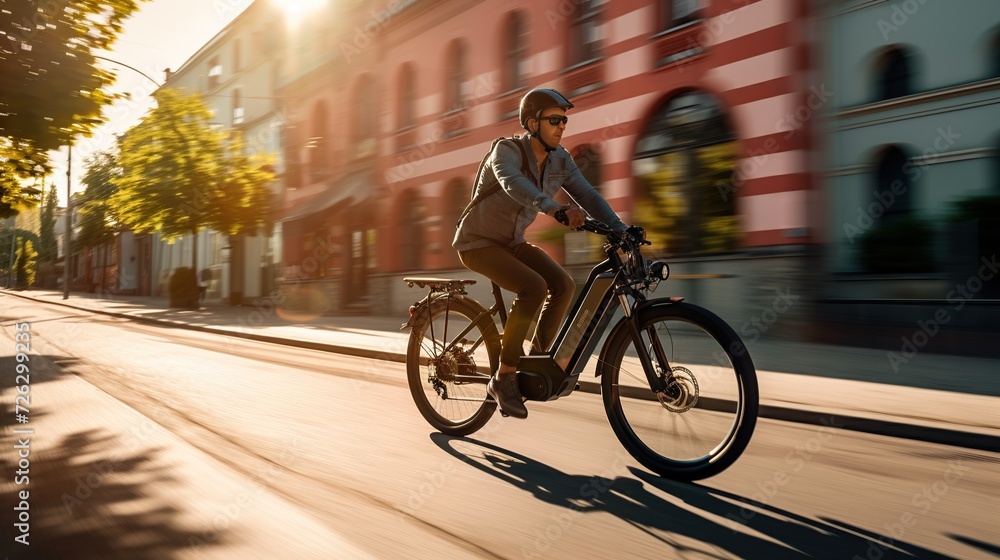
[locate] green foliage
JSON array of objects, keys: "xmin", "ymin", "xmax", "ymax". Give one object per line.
[
  {"xmin": 79, "ymin": 149, "xmax": 123, "ymax": 250},
  {"xmin": 38, "ymin": 184, "xmax": 59, "ymax": 261},
  {"xmin": 0, "ymin": 0, "xmax": 149, "ymax": 216},
  {"xmin": 14, "ymin": 238, "xmax": 38, "ymax": 288},
  {"xmin": 111, "ymin": 89, "xmax": 275, "ymax": 252},
  {"xmin": 168, "ymin": 267, "xmax": 199, "ymax": 308},
  {"xmin": 858, "ymin": 216, "xmax": 936, "ymax": 274}
]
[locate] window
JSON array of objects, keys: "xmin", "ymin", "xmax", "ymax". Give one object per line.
[
  {"xmin": 876, "ymin": 47, "xmax": 913, "ymax": 101},
  {"xmin": 208, "ymin": 58, "xmax": 222, "ymax": 90},
  {"xmin": 858, "ymin": 145, "xmax": 933, "ymax": 273},
  {"xmin": 662, "ymin": 0, "xmax": 700, "ymax": 30},
  {"xmin": 502, "ymin": 12, "xmax": 529, "ymax": 93},
  {"xmin": 445, "ymin": 40, "xmax": 467, "ymax": 113},
  {"xmin": 234, "ymin": 38, "xmax": 243, "ymax": 72},
  {"xmin": 991, "ymin": 32, "xmax": 1000, "ymax": 78},
  {"xmin": 874, "ymin": 145, "xmax": 912, "ymax": 222},
  {"xmin": 399, "ymin": 190, "xmax": 424, "ymax": 271},
  {"xmin": 633, "ymin": 91, "xmax": 739, "ymax": 256},
  {"xmin": 398, "ymin": 64, "xmax": 416, "ymax": 129},
  {"xmin": 308, "ymin": 102, "xmax": 328, "ymax": 182},
  {"xmin": 570, "ymin": 0, "xmax": 603, "ymax": 67},
  {"xmin": 354, "ymin": 75, "xmax": 376, "ymax": 158},
  {"xmin": 232, "ymin": 88, "xmax": 244, "ymax": 125}
]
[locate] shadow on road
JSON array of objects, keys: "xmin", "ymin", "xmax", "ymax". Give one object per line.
[
  {"xmin": 1, "ymin": 421, "xmax": 227, "ymax": 559},
  {"xmin": 431, "ymin": 433, "xmax": 955, "ymax": 560}
]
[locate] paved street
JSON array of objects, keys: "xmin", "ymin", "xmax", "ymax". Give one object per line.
[{"xmin": 2, "ymin": 293, "xmax": 998, "ymax": 559}]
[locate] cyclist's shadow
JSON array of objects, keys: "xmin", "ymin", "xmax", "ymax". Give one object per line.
[{"xmin": 430, "ymin": 433, "xmax": 952, "ymax": 560}]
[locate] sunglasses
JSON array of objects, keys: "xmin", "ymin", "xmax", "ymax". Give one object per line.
[{"xmin": 543, "ymin": 115, "xmax": 569, "ymax": 126}]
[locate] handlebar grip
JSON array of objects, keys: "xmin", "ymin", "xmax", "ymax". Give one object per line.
[{"xmin": 553, "ymin": 208, "xmax": 570, "ymax": 226}]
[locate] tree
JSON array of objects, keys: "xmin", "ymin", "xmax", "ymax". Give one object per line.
[
  {"xmin": 0, "ymin": 0, "xmax": 149, "ymax": 217},
  {"xmin": 38, "ymin": 183, "xmax": 59, "ymax": 262},
  {"xmin": 110, "ymin": 89, "xmax": 274, "ymax": 295},
  {"xmin": 14, "ymin": 238, "xmax": 38, "ymax": 288},
  {"xmin": 79, "ymin": 150, "xmax": 122, "ymax": 250}
]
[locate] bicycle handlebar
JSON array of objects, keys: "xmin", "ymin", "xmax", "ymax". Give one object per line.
[{"xmin": 553, "ymin": 210, "xmax": 649, "ymax": 249}]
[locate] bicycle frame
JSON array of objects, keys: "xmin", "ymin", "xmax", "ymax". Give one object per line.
[{"xmin": 406, "ymin": 221, "xmax": 674, "ymax": 402}]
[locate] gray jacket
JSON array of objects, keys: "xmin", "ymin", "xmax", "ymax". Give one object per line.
[{"xmin": 453, "ymin": 134, "xmax": 626, "ymax": 252}]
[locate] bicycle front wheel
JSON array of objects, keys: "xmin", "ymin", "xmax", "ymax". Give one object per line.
[
  {"xmin": 600, "ymin": 301, "xmax": 758, "ymax": 480},
  {"xmin": 406, "ymin": 297, "xmax": 500, "ymax": 436}
]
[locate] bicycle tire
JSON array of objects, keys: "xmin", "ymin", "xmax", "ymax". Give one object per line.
[
  {"xmin": 599, "ymin": 301, "xmax": 759, "ymax": 480},
  {"xmin": 406, "ymin": 297, "xmax": 500, "ymax": 436}
]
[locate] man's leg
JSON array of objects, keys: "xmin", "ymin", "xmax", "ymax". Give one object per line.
[{"xmin": 513, "ymin": 243, "xmax": 575, "ymax": 360}]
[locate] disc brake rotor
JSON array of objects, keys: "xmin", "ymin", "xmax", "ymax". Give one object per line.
[{"xmin": 656, "ymin": 366, "xmax": 699, "ymax": 413}]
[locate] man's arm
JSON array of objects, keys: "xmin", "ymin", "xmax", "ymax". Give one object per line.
[
  {"xmin": 490, "ymin": 141, "xmax": 563, "ymax": 215},
  {"xmin": 560, "ymin": 157, "xmax": 627, "ymax": 231}
]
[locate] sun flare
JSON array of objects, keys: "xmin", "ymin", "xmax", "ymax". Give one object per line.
[{"xmin": 276, "ymin": 0, "xmax": 327, "ymax": 29}]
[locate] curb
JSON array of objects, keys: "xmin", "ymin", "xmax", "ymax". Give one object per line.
[{"xmin": 7, "ymin": 290, "xmax": 999, "ymax": 453}]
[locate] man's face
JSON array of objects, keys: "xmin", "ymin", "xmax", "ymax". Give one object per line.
[{"xmin": 534, "ymin": 107, "xmax": 568, "ymax": 147}]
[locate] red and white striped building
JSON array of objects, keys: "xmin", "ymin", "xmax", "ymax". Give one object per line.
[{"xmin": 279, "ymin": 0, "xmax": 820, "ymax": 323}]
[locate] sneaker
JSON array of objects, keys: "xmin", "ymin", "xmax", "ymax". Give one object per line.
[{"xmin": 487, "ymin": 373, "xmax": 528, "ymax": 419}]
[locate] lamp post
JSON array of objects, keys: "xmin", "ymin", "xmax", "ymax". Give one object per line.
[{"xmin": 63, "ymin": 144, "xmax": 71, "ymax": 298}]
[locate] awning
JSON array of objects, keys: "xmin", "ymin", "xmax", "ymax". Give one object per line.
[{"xmin": 280, "ymin": 170, "xmax": 374, "ymax": 222}]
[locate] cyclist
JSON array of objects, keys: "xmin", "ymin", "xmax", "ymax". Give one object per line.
[{"xmin": 453, "ymin": 87, "xmax": 627, "ymax": 418}]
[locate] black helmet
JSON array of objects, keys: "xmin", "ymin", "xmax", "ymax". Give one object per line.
[{"xmin": 519, "ymin": 88, "xmax": 574, "ymax": 130}]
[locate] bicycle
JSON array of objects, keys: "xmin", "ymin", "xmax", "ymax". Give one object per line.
[{"xmin": 402, "ymin": 217, "xmax": 758, "ymax": 480}]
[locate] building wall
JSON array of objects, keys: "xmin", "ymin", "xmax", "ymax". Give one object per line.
[
  {"xmin": 822, "ymin": 0, "xmax": 1000, "ymax": 276},
  {"xmin": 153, "ymin": 1, "xmax": 285, "ymax": 301}
]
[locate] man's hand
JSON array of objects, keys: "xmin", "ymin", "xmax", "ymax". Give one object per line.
[{"xmin": 552, "ymin": 206, "xmax": 586, "ymax": 228}]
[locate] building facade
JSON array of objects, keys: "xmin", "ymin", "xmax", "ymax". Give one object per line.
[
  {"xmin": 278, "ymin": 0, "xmax": 822, "ymax": 332},
  {"xmin": 819, "ymin": 0, "xmax": 1000, "ymax": 351},
  {"xmin": 155, "ymin": 0, "xmax": 286, "ymax": 303}
]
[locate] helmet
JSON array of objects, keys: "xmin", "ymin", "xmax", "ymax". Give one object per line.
[{"xmin": 519, "ymin": 88, "xmax": 574, "ymax": 130}]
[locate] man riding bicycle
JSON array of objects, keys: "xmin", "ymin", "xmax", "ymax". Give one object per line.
[{"xmin": 453, "ymin": 87, "xmax": 627, "ymax": 419}]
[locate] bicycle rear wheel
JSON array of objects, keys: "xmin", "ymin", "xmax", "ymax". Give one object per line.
[
  {"xmin": 599, "ymin": 301, "xmax": 758, "ymax": 480},
  {"xmin": 406, "ymin": 297, "xmax": 500, "ymax": 436}
]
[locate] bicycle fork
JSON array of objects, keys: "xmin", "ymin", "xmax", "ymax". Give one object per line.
[{"xmin": 620, "ymin": 298, "xmax": 674, "ymax": 395}]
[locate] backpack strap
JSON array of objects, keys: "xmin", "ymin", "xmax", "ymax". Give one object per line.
[{"xmin": 455, "ymin": 136, "xmax": 531, "ymax": 228}]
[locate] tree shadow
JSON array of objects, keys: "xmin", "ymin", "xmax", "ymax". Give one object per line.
[
  {"xmin": 431, "ymin": 434, "xmax": 956, "ymax": 560},
  {"xmin": 2, "ymin": 425, "xmax": 227, "ymax": 559}
]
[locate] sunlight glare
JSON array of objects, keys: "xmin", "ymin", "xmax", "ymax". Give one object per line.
[{"xmin": 278, "ymin": 0, "xmax": 327, "ymax": 29}]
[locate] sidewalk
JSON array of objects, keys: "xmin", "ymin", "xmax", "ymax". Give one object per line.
[{"xmin": 5, "ymin": 288, "xmax": 999, "ymax": 452}]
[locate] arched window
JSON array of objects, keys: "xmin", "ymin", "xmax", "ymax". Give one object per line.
[
  {"xmin": 874, "ymin": 145, "xmax": 912, "ymax": 223},
  {"xmin": 398, "ymin": 63, "xmax": 416, "ymax": 130},
  {"xmin": 633, "ymin": 90, "xmax": 739, "ymax": 255},
  {"xmin": 445, "ymin": 40, "xmax": 467, "ymax": 113},
  {"xmin": 876, "ymin": 47, "xmax": 914, "ymax": 101},
  {"xmin": 308, "ymin": 102, "xmax": 328, "ymax": 182},
  {"xmin": 502, "ymin": 12, "xmax": 528, "ymax": 93},
  {"xmin": 354, "ymin": 75, "xmax": 376, "ymax": 159},
  {"xmin": 569, "ymin": 0, "xmax": 602, "ymax": 67},
  {"xmin": 399, "ymin": 190, "xmax": 424, "ymax": 271}
]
